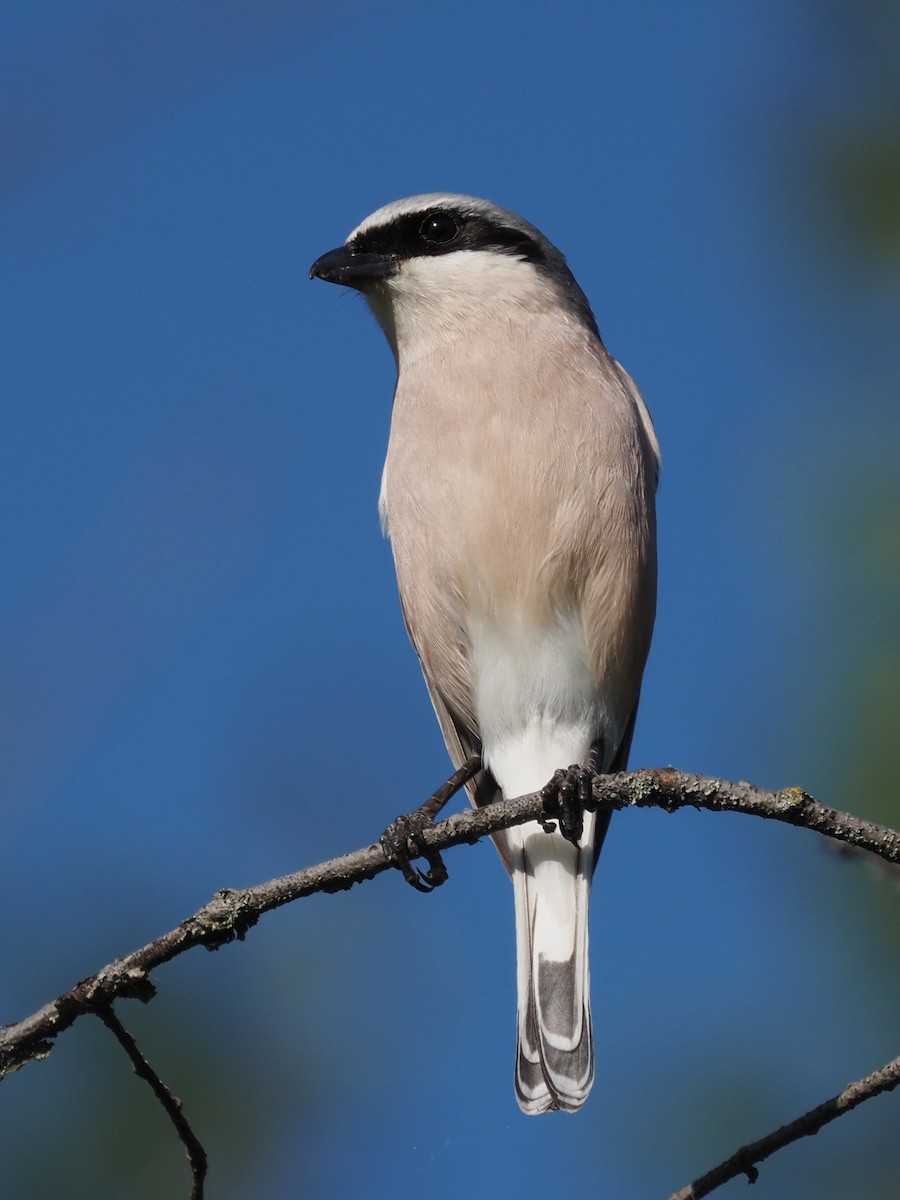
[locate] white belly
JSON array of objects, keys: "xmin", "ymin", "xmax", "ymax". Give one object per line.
[{"xmin": 469, "ymin": 606, "xmax": 615, "ymax": 799}]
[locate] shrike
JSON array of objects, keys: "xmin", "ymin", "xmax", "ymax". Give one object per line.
[{"xmin": 310, "ymin": 194, "xmax": 658, "ymax": 1114}]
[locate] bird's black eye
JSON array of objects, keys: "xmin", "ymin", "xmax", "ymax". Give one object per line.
[{"xmin": 419, "ymin": 212, "xmax": 461, "ymax": 246}]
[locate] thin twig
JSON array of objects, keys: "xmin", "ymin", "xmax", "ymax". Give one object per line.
[
  {"xmin": 666, "ymin": 1054, "xmax": 900, "ymax": 1200},
  {"xmin": 2, "ymin": 768, "xmax": 898, "ymax": 1082},
  {"xmin": 94, "ymin": 1006, "xmax": 207, "ymax": 1200}
]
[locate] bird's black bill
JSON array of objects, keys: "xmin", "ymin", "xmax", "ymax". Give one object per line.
[{"xmin": 309, "ymin": 246, "xmax": 397, "ymax": 288}]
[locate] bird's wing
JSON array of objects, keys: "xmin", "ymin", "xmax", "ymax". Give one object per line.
[{"xmin": 397, "ymin": 592, "xmax": 504, "ymax": 817}]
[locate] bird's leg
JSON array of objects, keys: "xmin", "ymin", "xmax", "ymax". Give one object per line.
[
  {"xmin": 540, "ymin": 741, "xmax": 604, "ymax": 846},
  {"xmin": 380, "ymin": 755, "xmax": 482, "ymax": 892}
]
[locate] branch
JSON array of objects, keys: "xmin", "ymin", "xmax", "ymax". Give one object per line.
[
  {"xmin": 3, "ymin": 768, "xmax": 899, "ymax": 1083},
  {"xmin": 666, "ymin": 1054, "xmax": 900, "ymax": 1200},
  {"xmin": 95, "ymin": 1006, "xmax": 207, "ymax": 1200}
]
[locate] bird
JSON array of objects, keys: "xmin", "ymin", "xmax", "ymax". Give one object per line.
[{"xmin": 310, "ymin": 194, "xmax": 658, "ymax": 1114}]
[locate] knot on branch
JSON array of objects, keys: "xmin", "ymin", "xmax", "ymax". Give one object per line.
[
  {"xmin": 613, "ymin": 767, "xmax": 685, "ymax": 813},
  {"xmin": 739, "ymin": 1158, "xmax": 760, "ymax": 1185},
  {"xmin": 650, "ymin": 767, "xmax": 689, "ymax": 811},
  {"xmin": 72, "ymin": 964, "xmax": 156, "ymax": 1008},
  {"xmin": 773, "ymin": 786, "xmax": 812, "ymax": 815},
  {"xmin": 185, "ymin": 887, "xmax": 260, "ymax": 949}
]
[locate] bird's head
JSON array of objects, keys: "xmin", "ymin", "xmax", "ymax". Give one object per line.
[{"xmin": 310, "ymin": 194, "xmax": 599, "ymax": 365}]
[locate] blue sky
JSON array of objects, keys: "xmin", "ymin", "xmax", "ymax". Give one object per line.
[{"xmin": 2, "ymin": 3, "xmax": 898, "ymax": 1198}]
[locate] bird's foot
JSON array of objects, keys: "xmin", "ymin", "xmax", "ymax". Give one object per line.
[
  {"xmin": 380, "ymin": 810, "xmax": 448, "ymax": 893},
  {"xmin": 379, "ymin": 755, "xmax": 481, "ymax": 893},
  {"xmin": 540, "ymin": 765, "xmax": 598, "ymax": 846}
]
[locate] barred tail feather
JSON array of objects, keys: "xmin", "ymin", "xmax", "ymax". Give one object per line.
[{"xmin": 509, "ymin": 816, "xmax": 596, "ymax": 1114}]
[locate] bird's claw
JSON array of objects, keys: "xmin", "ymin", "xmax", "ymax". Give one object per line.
[
  {"xmin": 540, "ymin": 765, "xmax": 597, "ymax": 845},
  {"xmin": 380, "ymin": 811, "xmax": 448, "ymax": 893},
  {"xmin": 378, "ymin": 756, "xmax": 481, "ymax": 893}
]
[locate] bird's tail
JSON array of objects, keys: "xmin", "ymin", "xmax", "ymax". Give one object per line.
[{"xmin": 509, "ymin": 816, "xmax": 596, "ymax": 1114}]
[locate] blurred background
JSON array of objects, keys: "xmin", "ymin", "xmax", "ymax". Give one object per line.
[{"xmin": 1, "ymin": 1, "xmax": 898, "ymax": 1197}]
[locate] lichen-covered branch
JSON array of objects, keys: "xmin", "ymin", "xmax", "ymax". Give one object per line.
[{"xmin": 2, "ymin": 767, "xmax": 898, "ymax": 1083}]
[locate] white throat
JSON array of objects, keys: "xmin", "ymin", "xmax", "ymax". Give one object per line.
[{"xmin": 365, "ymin": 250, "xmax": 555, "ymax": 368}]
